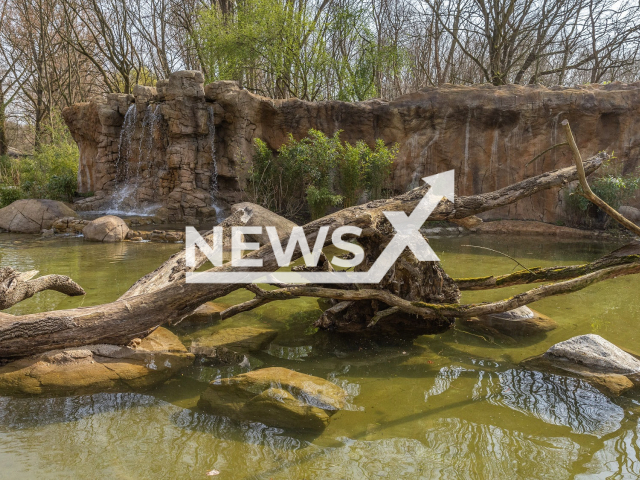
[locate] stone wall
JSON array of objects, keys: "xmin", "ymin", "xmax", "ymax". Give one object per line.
[{"xmin": 63, "ymin": 70, "xmax": 640, "ymax": 224}]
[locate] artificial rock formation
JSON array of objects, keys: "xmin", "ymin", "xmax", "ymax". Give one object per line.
[
  {"xmin": 0, "ymin": 327, "xmax": 194, "ymax": 396},
  {"xmin": 0, "ymin": 199, "xmax": 78, "ymax": 234},
  {"xmin": 63, "ymin": 71, "xmax": 640, "ymax": 224},
  {"xmin": 82, "ymin": 215, "xmax": 129, "ymax": 242},
  {"xmin": 198, "ymin": 367, "xmax": 348, "ymax": 432}
]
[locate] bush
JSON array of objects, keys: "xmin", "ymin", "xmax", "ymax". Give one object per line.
[
  {"xmin": 0, "ymin": 110, "xmax": 79, "ymax": 204},
  {"xmin": 0, "ymin": 186, "xmax": 22, "ymax": 207},
  {"xmin": 248, "ymin": 130, "xmax": 398, "ymax": 219},
  {"xmin": 566, "ymin": 154, "xmax": 640, "ymax": 228}
]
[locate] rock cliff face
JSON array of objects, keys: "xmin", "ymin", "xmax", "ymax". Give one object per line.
[{"xmin": 63, "ymin": 71, "xmax": 640, "ymax": 224}]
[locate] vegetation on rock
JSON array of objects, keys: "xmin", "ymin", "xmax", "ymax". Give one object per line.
[{"xmin": 248, "ymin": 129, "xmax": 397, "ymax": 219}]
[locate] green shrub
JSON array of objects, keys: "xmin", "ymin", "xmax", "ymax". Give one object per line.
[
  {"xmin": 0, "ymin": 186, "xmax": 22, "ymax": 207},
  {"xmin": 566, "ymin": 154, "xmax": 640, "ymax": 227},
  {"xmin": 0, "ymin": 111, "xmax": 79, "ymax": 204},
  {"xmin": 248, "ymin": 129, "xmax": 397, "ymax": 219},
  {"xmin": 306, "ymin": 185, "xmax": 343, "ymax": 220}
]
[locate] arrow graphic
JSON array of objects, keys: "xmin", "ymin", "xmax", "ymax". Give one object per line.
[{"xmin": 187, "ymin": 170, "xmax": 455, "ymax": 284}]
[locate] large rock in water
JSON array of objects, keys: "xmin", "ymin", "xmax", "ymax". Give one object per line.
[
  {"xmin": 198, "ymin": 367, "xmax": 348, "ymax": 432},
  {"xmin": 523, "ymin": 334, "xmax": 640, "ymax": 396},
  {"xmin": 230, "ymin": 202, "xmax": 297, "ymax": 246},
  {"xmin": 545, "ymin": 334, "xmax": 640, "ymax": 374},
  {"xmin": 0, "ymin": 199, "xmax": 77, "ymax": 233},
  {"xmin": 82, "ymin": 215, "xmax": 129, "ymax": 242},
  {"xmin": 0, "ymin": 327, "xmax": 194, "ymax": 396}
]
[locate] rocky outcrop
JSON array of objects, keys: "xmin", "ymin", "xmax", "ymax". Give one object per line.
[
  {"xmin": 470, "ymin": 220, "xmax": 615, "ymax": 238},
  {"xmin": 82, "ymin": 215, "xmax": 129, "ymax": 242},
  {"xmin": 63, "ymin": 72, "xmax": 640, "ymax": 224},
  {"xmin": 0, "ymin": 199, "xmax": 77, "ymax": 234},
  {"xmin": 0, "ymin": 327, "xmax": 194, "ymax": 396},
  {"xmin": 198, "ymin": 367, "xmax": 349, "ymax": 432}
]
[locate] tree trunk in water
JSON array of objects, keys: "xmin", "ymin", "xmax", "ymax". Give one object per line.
[{"xmin": 314, "ymin": 216, "xmax": 460, "ymax": 335}]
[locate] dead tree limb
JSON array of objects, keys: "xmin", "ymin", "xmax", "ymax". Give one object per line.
[
  {"xmin": 562, "ymin": 120, "xmax": 640, "ymax": 236},
  {"xmin": 0, "ymin": 267, "xmax": 85, "ymax": 310},
  {"xmin": 210, "ymin": 262, "xmax": 640, "ymax": 322},
  {"xmin": 455, "ymin": 245, "xmax": 640, "ymax": 290},
  {"xmin": 0, "ymin": 152, "xmax": 608, "ymax": 358}
]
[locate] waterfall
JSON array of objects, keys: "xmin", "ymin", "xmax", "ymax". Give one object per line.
[
  {"xmin": 208, "ymin": 105, "xmax": 224, "ymax": 218},
  {"xmin": 114, "ymin": 104, "xmax": 137, "ymax": 187},
  {"xmin": 105, "ymin": 103, "xmax": 161, "ymax": 216}
]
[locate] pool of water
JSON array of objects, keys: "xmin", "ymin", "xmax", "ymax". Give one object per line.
[{"xmin": 1, "ymin": 233, "xmax": 640, "ymax": 479}]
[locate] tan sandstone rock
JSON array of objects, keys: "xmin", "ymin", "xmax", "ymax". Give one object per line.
[
  {"xmin": 0, "ymin": 199, "xmax": 77, "ymax": 234},
  {"xmin": 230, "ymin": 202, "xmax": 297, "ymax": 246},
  {"xmin": 198, "ymin": 367, "xmax": 348, "ymax": 432},
  {"xmin": 0, "ymin": 327, "xmax": 194, "ymax": 396},
  {"xmin": 82, "ymin": 215, "xmax": 129, "ymax": 242},
  {"xmin": 461, "ymin": 306, "xmax": 558, "ymax": 338},
  {"xmin": 64, "ymin": 74, "xmax": 640, "ymax": 225}
]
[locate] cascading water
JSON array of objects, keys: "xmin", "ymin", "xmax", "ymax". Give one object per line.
[
  {"xmin": 208, "ymin": 105, "xmax": 224, "ymax": 218},
  {"xmin": 105, "ymin": 103, "xmax": 162, "ymax": 216}
]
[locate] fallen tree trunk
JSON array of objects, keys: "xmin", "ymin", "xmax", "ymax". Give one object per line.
[{"xmin": 0, "ymin": 151, "xmax": 611, "ymax": 358}]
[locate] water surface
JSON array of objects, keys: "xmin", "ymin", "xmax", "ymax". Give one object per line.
[{"xmin": 1, "ymin": 233, "xmax": 639, "ymax": 479}]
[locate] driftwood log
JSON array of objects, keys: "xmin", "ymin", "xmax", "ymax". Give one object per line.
[{"xmin": 1, "ymin": 140, "xmax": 634, "ymax": 359}]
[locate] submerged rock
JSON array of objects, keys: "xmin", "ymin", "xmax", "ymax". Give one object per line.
[
  {"xmin": 175, "ymin": 302, "xmax": 226, "ymax": 327},
  {"xmin": 461, "ymin": 306, "xmax": 558, "ymax": 338},
  {"xmin": 0, "ymin": 327, "xmax": 194, "ymax": 396},
  {"xmin": 188, "ymin": 326, "xmax": 277, "ymax": 365},
  {"xmin": 82, "ymin": 215, "xmax": 129, "ymax": 242},
  {"xmin": 198, "ymin": 367, "xmax": 348, "ymax": 432},
  {"xmin": 0, "ymin": 199, "xmax": 78, "ymax": 234}
]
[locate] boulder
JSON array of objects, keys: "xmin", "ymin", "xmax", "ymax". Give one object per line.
[
  {"xmin": 82, "ymin": 215, "xmax": 129, "ymax": 242},
  {"xmin": 619, "ymin": 205, "xmax": 640, "ymax": 223},
  {"xmin": 175, "ymin": 302, "xmax": 225, "ymax": 327},
  {"xmin": 198, "ymin": 367, "xmax": 348, "ymax": 432},
  {"xmin": 522, "ymin": 334, "xmax": 640, "ymax": 396},
  {"xmin": 230, "ymin": 202, "xmax": 297, "ymax": 246},
  {"xmin": 52, "ymin": 216, "xmax": 89, "ymax": 234},
  {"xmin": 188, "ymin": 326, "xmax": 277, "ymax": 365},
  {"xmin": 460, "ymin": 306, "xmax": 558, "ymax": 337},
  {"xmin": 0, "ymin": 199, "xmax": 77, "ymax": 234},
  {"xmin": 0, "ymin": 327, "xmax": 194, "ymax": 396},
  {"xmin": 545, "ymin": 334, "xmax": 640, "ymax": 375}
]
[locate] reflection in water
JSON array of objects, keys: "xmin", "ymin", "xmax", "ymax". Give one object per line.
[
  {"xmin": 493, "ymin": 369, "xmax": 624, "ymax": 437},
  {"xmin": 578, "ymin": 417, "xmax": 640, "ymax": 479},
  {"xmin": 2, "ymin": 233, "xmax": 640, "ymax": 478}
]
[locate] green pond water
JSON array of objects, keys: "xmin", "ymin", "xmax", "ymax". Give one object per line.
[{"xmin": 1, "ymin": 232, "xmax": 640, "ymax": 479}]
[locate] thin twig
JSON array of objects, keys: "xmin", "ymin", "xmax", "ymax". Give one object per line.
[
  {"xmin": 524, "ymin": 142, "xmax": 569, "ymax": 167},
  {"xmin": 460, "ymin": 245, "xmax": 536, "ymax": 274}
]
